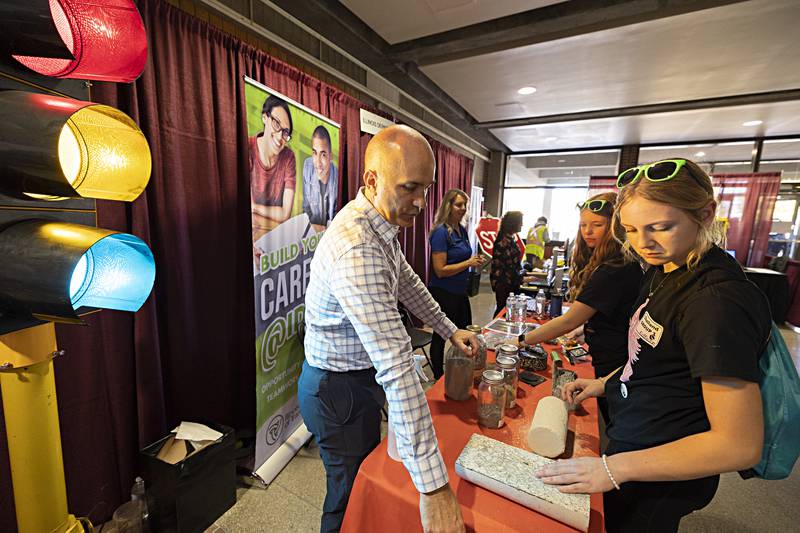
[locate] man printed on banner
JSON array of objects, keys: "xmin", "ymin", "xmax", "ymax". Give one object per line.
[{"xmin": 302, "ymin": 124, "xmax": 338, "ymax": 233}]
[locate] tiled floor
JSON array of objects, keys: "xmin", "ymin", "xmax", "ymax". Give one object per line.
[{"xmin": 212, "ymin": 280, "xmax": 800, "ymax": 532}]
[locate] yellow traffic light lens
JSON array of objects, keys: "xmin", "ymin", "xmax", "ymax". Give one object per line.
[
  {"xmin": 53, "ymin": 105, "xmax": 151, "ymax": 201},
  {"xmin": 22, "ymin": 120, "xmax": 85, "ymax": 200}
]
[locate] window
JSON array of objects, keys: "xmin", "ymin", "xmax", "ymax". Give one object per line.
[
  {"xmin": 503, "ymin": 150, "xmax": 619, "ymax": 242},
  {"xmin": 761, "ymin": 139, "xmax": 800, "ymax": 181},
  {"xmin": 764, "ymin": 138, "xmax": 800, "ymax": 259},
  {"xmin": 638, "ymin": 141, "xmax": 756, "ymax": 173}
]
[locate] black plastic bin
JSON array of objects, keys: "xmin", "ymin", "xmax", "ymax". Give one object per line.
[{"xmin": 141, "ymin": 421, "xmax": 236, "ymax": 533}]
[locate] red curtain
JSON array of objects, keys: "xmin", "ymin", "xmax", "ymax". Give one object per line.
[
  {"xmin": 587, "ymin": 176, "xmax": 617, "ymax": 195},
  {"xmin": 712, "ymin": 173, "xmax": 781, "ymax": 267},
  {"xmin": 0, "ymin": 0, "xmax": 475, "ymax": 527}
]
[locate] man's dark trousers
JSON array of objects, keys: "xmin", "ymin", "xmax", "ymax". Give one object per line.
[{"xmin": 298, "ymin": 361, "xmax": 385, "ymax": 533}]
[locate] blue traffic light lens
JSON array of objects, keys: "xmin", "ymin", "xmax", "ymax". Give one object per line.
[{"xmin": 69, "ymin": 233, "xmax": 155, "ymax": 312}]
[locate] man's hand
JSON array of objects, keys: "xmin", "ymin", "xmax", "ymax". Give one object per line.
[
  {"xmin": 449, "ymin": 329, "xmax": 476, "ymax": 357},
  {"xmin": 420, "ymin": 485, "xmax": 465, "ymax": 533}
]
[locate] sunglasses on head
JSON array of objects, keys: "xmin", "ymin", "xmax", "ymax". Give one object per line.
[
  {"xmin": 576, "ymin": 199, "xmax": 608, "ymax": 212},
  {"xmin": 616, "ymin": 159, "xmax": 696, "ymax": 188}
]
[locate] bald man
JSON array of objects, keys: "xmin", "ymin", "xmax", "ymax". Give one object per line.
[{"xmin": 299, "ymin": 125, "xmax": 474, "ymax": 533}]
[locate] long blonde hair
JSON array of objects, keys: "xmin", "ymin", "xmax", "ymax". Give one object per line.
[
  {"xmin": 613, "ymin": 159, "xmax": 721, "ymax": 270},
  {"xmin": 568, "ymin": 192, "xmax": 626, "ymax": 301},
  {"xmin": 433, "ymin": 188, "xmax": 469, "ymax": 234}
]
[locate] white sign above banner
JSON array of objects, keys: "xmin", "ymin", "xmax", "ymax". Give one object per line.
[{"xmin": 360, "ymin": 108, "xmax": 393, "ymax": 135}]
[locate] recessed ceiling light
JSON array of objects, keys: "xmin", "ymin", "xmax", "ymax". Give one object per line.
[
  {"xmin": 695, "ymin": 151, "xmax": 706, "ymax": 157},
  {"xmin": 557, "ymin": 159, "xmax": 566, "ymax": 163},
  {"xmin": 545, "ymin": 136, "xmax": 558, "ymax": 142},
  {"xmin": 517, "ymin": 86, "xmax": 537, "ymax": 95},
  {"xmin": 742, "ymin": 120, "xmax": 763, "ymax": 127}
]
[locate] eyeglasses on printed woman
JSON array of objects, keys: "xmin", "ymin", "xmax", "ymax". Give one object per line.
[{"xmin": 268, "ymin": 113, "xmax": 292, "ymax": 142}]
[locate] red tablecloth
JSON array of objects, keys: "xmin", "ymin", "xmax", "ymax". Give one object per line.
[{"xmin": 341, "ymin": 332, "xmax": 605, "ymax": 533}]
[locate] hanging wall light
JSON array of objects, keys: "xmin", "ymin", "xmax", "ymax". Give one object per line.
[
  {"xmin": 8, "ymin": 0, "xmax": 147, "ymax": 82},
  {"xmin": 0, "ymin": 90, "xmax": 151, "ymax": 201}
]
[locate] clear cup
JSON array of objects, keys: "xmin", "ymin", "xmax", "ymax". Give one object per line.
[
  {"xmin": 112, "ymin": 500, "xmax": 144, "ymax": 533},
  {"xmin": 386, "ymin": 416, "xmax": 401, "ymax": 461}
]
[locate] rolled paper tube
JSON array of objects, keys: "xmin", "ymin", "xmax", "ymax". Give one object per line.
[{"xmin": 527, "ymin": 396, "xmax": 569, "ymax": 458}]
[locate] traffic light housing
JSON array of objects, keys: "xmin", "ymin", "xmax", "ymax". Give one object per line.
[
  {"xmin": 2, "ymin": 0, "xmax": 147, "ymax": 83},
  {"xmin": 0, "ymin": 90, "xmax": 152, "ymax": 201},
  {"xmin": 0, "ymin": 220, "xmax": 155, "ymax": 334}
]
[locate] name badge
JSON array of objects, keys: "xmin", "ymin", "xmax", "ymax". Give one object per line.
[{"xmin": 635, "ymin": 311, "xmax": 664, "ymax": 348}]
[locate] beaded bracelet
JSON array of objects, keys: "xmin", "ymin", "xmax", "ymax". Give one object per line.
[{"xmin": 601, "ymin": 454, "xmax": 621, "ymax": 490}]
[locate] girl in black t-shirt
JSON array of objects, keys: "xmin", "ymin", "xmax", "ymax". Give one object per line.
[
  {"xmin": 517, "ymin": 192, "xmax": 643, "ymax": 421},
  {"xmin": 536, "ymin": 159, "xmax": 770, "ymax": 533}
]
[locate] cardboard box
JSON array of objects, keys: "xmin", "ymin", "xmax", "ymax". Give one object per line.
[{"xmin": 141, "ymin": 422, "xmax": 236, "ymax": 532}]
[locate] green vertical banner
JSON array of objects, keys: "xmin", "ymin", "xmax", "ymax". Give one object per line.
[{"xmin": 244, "ymin": 77, "xmax": 341, "ymax": 479}]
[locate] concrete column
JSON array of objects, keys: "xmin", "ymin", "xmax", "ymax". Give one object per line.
[{"xmin": 484, "ymin": 151, "xmax": 506, "ymax": 217}]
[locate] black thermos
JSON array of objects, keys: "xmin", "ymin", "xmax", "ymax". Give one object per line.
[{"xmin": 549, "ymin": 292, "xmax": 563, "ymax": 317}]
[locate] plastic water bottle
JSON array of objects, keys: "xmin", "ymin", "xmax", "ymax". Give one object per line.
[
  {"xmin": 131, "ymin": 476, "xmax": 149, "ymax": 524},
  {"xmin": 515, "ymin": 295, "xmax": 527, "ymax": 323},
  {"xmin": 535, "ymin": 289, "xmax": 546, "ymax": 317},
  {"xmin": 506, "ymin": 292, "xmax": 516, "ymax": 320}
]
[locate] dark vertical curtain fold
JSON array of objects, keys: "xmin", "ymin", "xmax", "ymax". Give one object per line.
[{"xmin": 0, "ymin": 0, "xmax": 476, "ymax": 527}]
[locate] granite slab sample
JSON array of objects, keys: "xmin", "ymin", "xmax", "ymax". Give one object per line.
[{"xmin": 455, "ymin": 433, "xmax": 590, "ymax": 532}]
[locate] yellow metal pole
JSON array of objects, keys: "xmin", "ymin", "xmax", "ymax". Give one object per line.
[{"xmin": 0, "ymin": 322, "xmax": 84, "ymax": 533}]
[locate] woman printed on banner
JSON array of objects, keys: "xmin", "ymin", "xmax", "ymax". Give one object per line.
[{"xmin": 250, "ymin": 94, "xmax": 297, "ymax": 239}]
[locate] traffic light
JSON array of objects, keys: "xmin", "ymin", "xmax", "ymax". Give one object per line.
[{"xmin": 0, "ymin": 2, "xmax": 153, "ymax": 531}]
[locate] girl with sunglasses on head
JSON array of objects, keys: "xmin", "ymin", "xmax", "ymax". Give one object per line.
[
  {"xmin": 515, "ymin": 191, "xmax": 643, "ymax": 422},
  {"xmin": 537, "ymin": 159, "xmax": 770, "ymax": 533}
]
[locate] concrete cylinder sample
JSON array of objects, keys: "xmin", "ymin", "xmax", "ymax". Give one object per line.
[{"xmin": 527, "ymin": 396, "xmax": 568, "ymax": 458}]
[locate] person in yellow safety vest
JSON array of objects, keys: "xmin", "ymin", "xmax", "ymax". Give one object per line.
[{"xmin": 525, "ymin": 216, "xmax": 549, "ymax": 268}]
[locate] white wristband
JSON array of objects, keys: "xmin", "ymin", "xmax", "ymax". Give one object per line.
[{"xmin": 602, "ymin": 454, "xmax": 621, "ymax": 490}]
